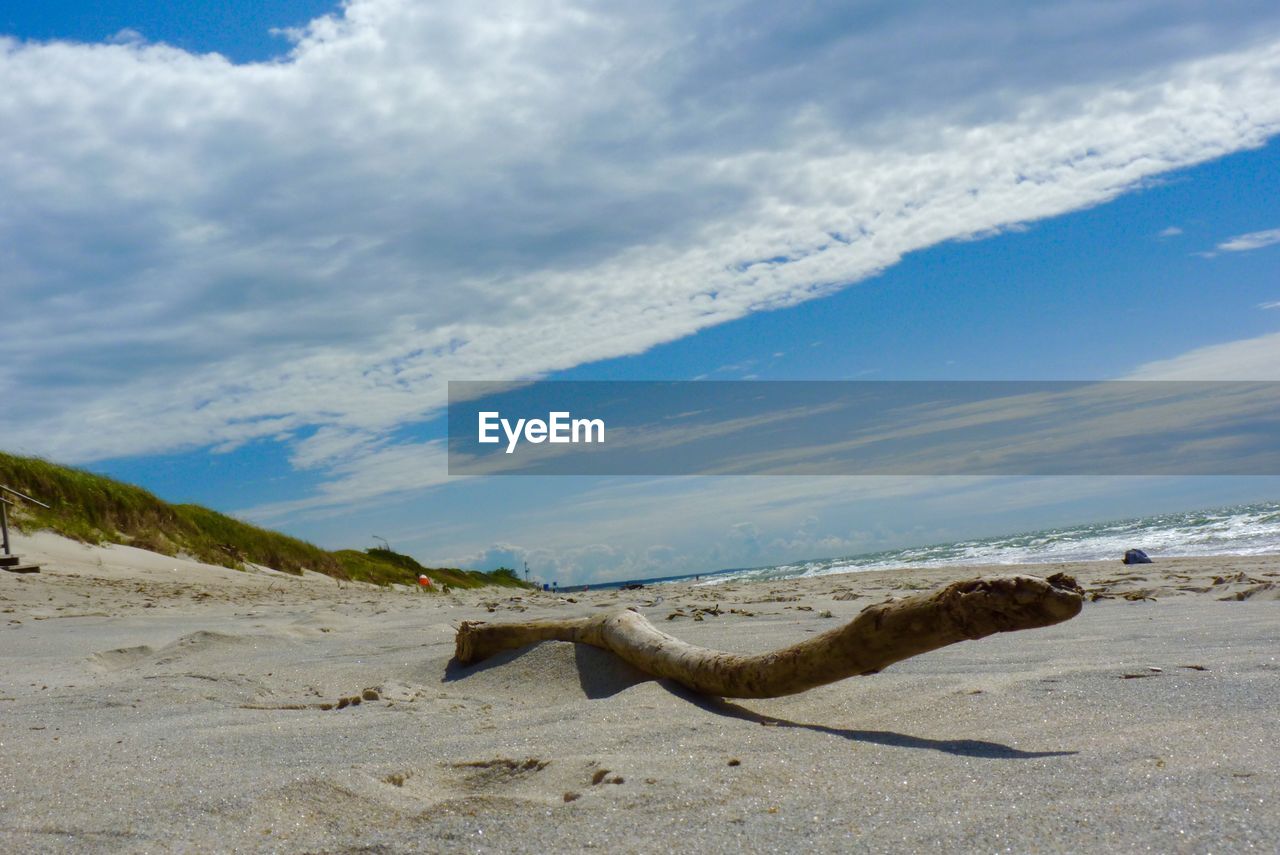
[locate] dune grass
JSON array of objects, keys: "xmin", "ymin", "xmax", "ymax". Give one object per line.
[
  {"xmin": 333, "ymin": 547, "xmax": 527, "ymax": 590},
  {"xmin": 1, "ymin": 451, "xmax": 530, "ymax": 589},
  {"xmin": 1, "ymin": 452, "xmax": 340, "ymax": 575}
]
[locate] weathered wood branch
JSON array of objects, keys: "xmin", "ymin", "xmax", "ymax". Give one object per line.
[{"xmin": 454, "ymin": 574, "xmax": 1083, "ymax": 698}]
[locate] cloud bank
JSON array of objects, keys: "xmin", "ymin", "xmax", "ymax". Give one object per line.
[{"xmin": 3, "ymin": 0, "xmax": 1280, "ymax": 511}]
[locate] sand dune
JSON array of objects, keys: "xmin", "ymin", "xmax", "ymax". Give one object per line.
[{"xmin": 2, "ymin": 531, "xmax": 1278, "ymax": 852}]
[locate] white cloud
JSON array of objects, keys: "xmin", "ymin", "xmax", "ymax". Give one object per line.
[
  {"xmin": 242, "ymin": 437, "xmax": 454, "ymax": 522},
  {"xmin": 441, "ymin": 538, "xmax": 678, "ymax": 584},
  {"xmin": 1125, "ymin": 330, "xmax": 1280, "ymax": 380},
  {"xmin": 1218, "ymin": 227, "xmax": 1280, "ymax": 252},
  {"xmin": 1158, "ymin": 226, "xmax": 1183, "ymax": 237},
  {"xmin": 3, "ymin": 0, "xmax": 1280, "ymax": 511},
  {"xmin": 1260, "ymin": 301, "xmax": 1280, "ymax": 310},
  {"xmin": 107, "ymin": 29, "xmax": 145, "ymax": 46}
]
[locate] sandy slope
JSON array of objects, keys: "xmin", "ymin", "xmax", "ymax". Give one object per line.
[{"xmin": 2, "ymin": 531, "xmax": 1278, "ymax": 852}]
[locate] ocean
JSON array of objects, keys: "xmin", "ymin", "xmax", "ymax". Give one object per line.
[{"xmin": 694, "ymin": 500, "xmax": 1280, "ymax": 586}]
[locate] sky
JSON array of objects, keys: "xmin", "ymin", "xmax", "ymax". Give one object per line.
[{"xmin": 2, "ymin": 1, "xmax": 1279, "ymax": 583}]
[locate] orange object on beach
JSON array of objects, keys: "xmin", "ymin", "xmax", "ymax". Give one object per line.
[{"xmin": 418, "ymin": 574, "xmax": 432, "ymax": 588}]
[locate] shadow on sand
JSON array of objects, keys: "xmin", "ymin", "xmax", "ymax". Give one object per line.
[
  {"xmin": 442, "ymin": 641, "xmax": 651, "ymax": 699},
  {"xmin": 444, "ymin": 643, "xmax": 1074, "ymax": 759},
  {"xmin": 672, "ymin": 686, "xmax": 1077, "ymax": 759}
]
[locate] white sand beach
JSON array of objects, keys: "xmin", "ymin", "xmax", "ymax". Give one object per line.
[{"xmin": 2, "ymin": 531, "xmax": 1278, "ymax": 852}]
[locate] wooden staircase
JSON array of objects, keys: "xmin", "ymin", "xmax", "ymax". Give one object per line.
[
  {"xmin": 1, "ymin": 553, "xmax": 39, "ymax": 574},
  {"xmin": 2, "ymin": 485, "xmax": 49, "ymax": 574}
]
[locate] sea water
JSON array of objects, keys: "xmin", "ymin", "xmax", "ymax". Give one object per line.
[{"xmin": 696, "ymin": 501, "xmax": 1280, "ymax": 586}]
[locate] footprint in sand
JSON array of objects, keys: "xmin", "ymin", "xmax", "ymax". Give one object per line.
[
  {"xmin": 447, "ymin": 757, "xmax": 550, "ymax": 792},
  {"xmin": 88, "ymin": 645, "xmax": 155, "ymax": 672},
  {"xmin": 90, "ymin": 630, "xmax": 261, "ymax": 672},
  {"xmin": 151, "ymin": 630, "xmax": 261, "ymax": 665}
]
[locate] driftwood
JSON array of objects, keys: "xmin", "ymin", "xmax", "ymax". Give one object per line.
[{"xmin": 454, "ymin": 574, "xmax": 1083, "ymax": 698}]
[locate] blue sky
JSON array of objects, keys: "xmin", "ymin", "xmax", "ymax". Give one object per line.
[
  {"xmin": 0, "ymin": 1, "xmax": 339, "ymax": 63},
  {"xmin": 2, "ymin": 2, "xmax": 1279, "ymax": 583}
]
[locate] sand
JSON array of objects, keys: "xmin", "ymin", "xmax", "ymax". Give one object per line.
[{"xmin": 2, "ymin": 530, "xmax": 1278, "ymax": 853}]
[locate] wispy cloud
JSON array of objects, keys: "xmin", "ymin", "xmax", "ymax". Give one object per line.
[
  {"xmin": 1158, "ymin": 226, "xmax": 1183, "ymax": 238},
  {"xmin": 242, "ymin": 439, "xmax": 454, "ymax": 522},
  {"xmin": 1218, "ymin": 227, "xmax": 1280, "ymax": 252},
  {"xmin": 1260, "ymin": 301, "xmax": 1280, "ymax": 310},
  {"xmin": 107, "ymin": 28, "xmax": 145, "ymax": 46},
  {"xmin": 3, "ymin": 1, "xmax": 1280, "ymax": 513},
  {"xmin": 1126, "ymin": 331, "xmax": 1280, "ymax": 380}
]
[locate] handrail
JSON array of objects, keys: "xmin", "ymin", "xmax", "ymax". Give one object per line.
[
  {"xmin": 0, "ymin": 484, "xmax": 50, "ymax": 509},
  {"xmin": 1, "ymin": 485, "xmax": 50, "ymax": 557}
]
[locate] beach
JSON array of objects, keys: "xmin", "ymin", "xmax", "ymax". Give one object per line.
[{"xmin": 2, "ymin": 531, "xmax": 1277, "ymax": 853}]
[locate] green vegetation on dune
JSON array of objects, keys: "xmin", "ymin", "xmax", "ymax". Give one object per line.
[
  {"xmin": 333, "ymin": 548, "xmax": 528, "ymax": 590},
  {"xmin": 0, "ymin": 452, "xmax": 340, "ymax": 576},
  {"xmin": 0, "ymin": 451, "xmax": 530, "ymax": 590}
]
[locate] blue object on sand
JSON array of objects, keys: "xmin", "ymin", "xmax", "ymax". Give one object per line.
[{"xmin": 1122, "ymin": 548, "xmax": 1153, "ymax": 565}]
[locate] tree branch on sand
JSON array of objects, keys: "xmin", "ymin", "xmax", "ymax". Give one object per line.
[{"xmin": 454, "ymin": 574, "xmax": 1084, "ymax": 699}]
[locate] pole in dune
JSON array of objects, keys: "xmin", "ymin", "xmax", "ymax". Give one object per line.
[
  {"xmin": 1, "ymin": 497, "xmax": 10, "ymax": 557},
  {"xmin": 454, "ymin": 574, "xmax": 1084, "ymax": 699}
]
